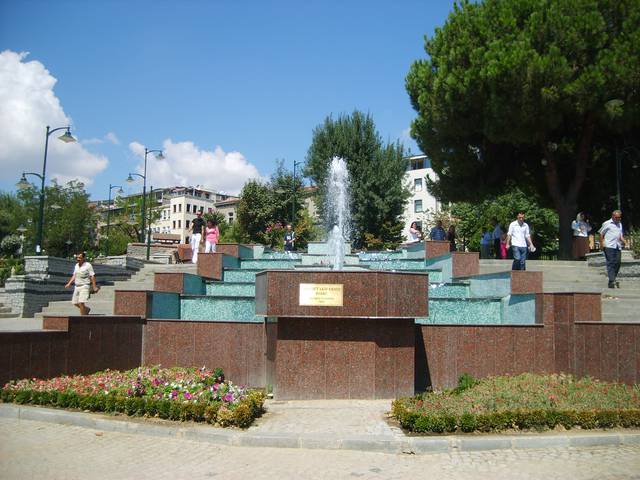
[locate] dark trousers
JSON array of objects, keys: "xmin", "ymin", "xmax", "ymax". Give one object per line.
[
  {"xmin": 494, "ymin": 239, "xmax": 501, "ymax": 259},
  {"xmin": 512, "ymin": 246, "xmax": 528, "ymax": 270},
  {"xmin": 603, "ymin": 247, "xmax": 621, "ymax": 284}
]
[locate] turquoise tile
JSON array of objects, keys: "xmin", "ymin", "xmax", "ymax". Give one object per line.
[
  {"xmin": 183, "ymin": 274, "xmax": 205, "ymax": 295},
  {"xmin": 223, "ymin": 269, "xmax": 260, "ymax": 282},
  {"xmin": 205, "ymin": 282, "xmax": 255, "ymax": 296},
  {"xmin": 240, "ymin": 259, "xmax": 302, "ymax": 269},
  {"xmin": 416, "ymin": 298, "xmax": 502, "ymax": 325},
  {"xmin": 429, "ymin": 283, "xmax": 470, "ymax": 298},
  {"xmin": 468, "ymin": 272, "xmax": 511, "ymax": 298},
  {"xmin": 180, "ymin": 296, "xmax": 260, "ymax": 322},
  {"xmin": 150, "ymin": 292, "xmax": 180, "ymax": 319},
  {"xmin": 501, "ymin": 294, "xmax": 536, "ymax": 325}
]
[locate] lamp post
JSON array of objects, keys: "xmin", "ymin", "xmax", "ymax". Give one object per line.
[
  {"xmin": 127, "ymin": 147, "xmax": 164, "ymax": 243},
  {"xmin": 145, "ymin": 186, "xmax": 162, "ymax": 261},
  {"xmin": 105, "ymin": 184, "xmax": 123, "ymax": 256},
  {"xmin": 16, "ymin": 126, "xmax": 76, "ymax": 255},
  {"xmin": 615, "ymin": 145, "xmax": 640, "ymax": 212},
  {"xmin": 292, "ymin": 160, "xmax": 303, "ymax": 226}
]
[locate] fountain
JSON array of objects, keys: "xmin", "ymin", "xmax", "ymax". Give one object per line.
[
  {"xmin": 325, "ymin": 157, "xmax": 351, "ymax": 270},
  {"xmin": 254, "ymin": 156, "xmax": 429, "ymax": 399}
]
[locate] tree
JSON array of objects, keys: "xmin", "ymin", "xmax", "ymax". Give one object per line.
[
  {"xmin": 16, "ymin": 180, "xmax": 98, "ymax": 257},
  {"xmin": 306, "ymin": 111, "xmax": 410, "ymax": 248},
  {"xmin": 237, "ymin": 180, "xmax": 275, "ymax": 244},
  {"xmin": 406, "ymin": 0, "xmax": 640, "ymax": 258}
]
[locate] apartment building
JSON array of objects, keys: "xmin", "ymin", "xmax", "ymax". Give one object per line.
[{"xmin": 402, "ymin": 154, "xmax": 440, "ymax": 241}]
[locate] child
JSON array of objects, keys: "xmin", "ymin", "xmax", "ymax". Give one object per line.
[{"xmin": 500, "ymin": 232, "xmax": 508, "ymax": 259}]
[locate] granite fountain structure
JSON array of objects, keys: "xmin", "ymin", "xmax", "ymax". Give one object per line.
[{"xmin": 2, "ymin": 158, "xmax": 639, "ymax": 396}]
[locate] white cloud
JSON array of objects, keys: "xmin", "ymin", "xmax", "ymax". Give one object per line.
[
  {"xmin": 128, "ymin": 140, "xmax": 264, "ymax": 195},
  {"xmin": 105, "ymin": 132, "xmax": 119, "ymax": 145},
  {"xmin": 0, "ymin": 50, "xmax": 108, "ymax": 186}
]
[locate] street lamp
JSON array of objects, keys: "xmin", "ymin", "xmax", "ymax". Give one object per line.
[
  {"xmin": 145, "ymin": 186, "xmax": 163, "ymax": 260},
  {"xmin": 127, "ymin": 147, "xmax": 164, "ymax": 243},
  {"xmin": 16, "ymin": 126, "xmax": 76, "ymax": 255},
  {"xmin": 615, "ymin": 145, "xmax": 640, "ymax": 212},
  {"xmin": 105, "ymin": 184, "xmax": 124, "ymax": 256},
  {"xmin": 292, "ymin": 160, "xmax": 303, "ymax": 226}
]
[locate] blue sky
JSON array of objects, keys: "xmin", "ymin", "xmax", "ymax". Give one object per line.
[{"xmin": 0, "ymin": 0, "xmax": 455, "ymax": 199}]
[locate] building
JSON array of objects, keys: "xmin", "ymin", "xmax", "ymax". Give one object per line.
[{"xmin": 402, "ymin": 154, "xmax": 440, "ymax": 241}]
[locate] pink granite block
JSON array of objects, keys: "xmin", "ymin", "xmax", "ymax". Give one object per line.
[
  {"xmin": 573, "ymin": 294, "xmax": 602, "ymax": 322},
  {"xmin": 244, "ymin": 324, "xmax": 267, "ymax": 388},
  {"xmin": 494, "ymin": 328, "xmax": 516, "ymax": 376},
  {"xmin": 142, "ymin": 322, "xmax": 160, "ymax": 366},
  {"xmin": 617, "ymin": 325, "xmax": 637, "ymax": 384},
  {"xmin": 511, "ymin": 271, "xmax": 543, "ymax": 294},
  {"xmin": 158, "ymin": 322, "xmax": 179, "ymax": 366},
  {"xmin": 554, "ymin": 324, "xmax": 570, "ymax": 372},
  {"xmin": 425, "ymin": 240, "xmax": 450, "ymax": 259},
  {"xmin": 29, "ymin": 338, "xmax": 50, "ymax": 380},
  {"xmin": 600, "ymin": 325, "xmax": 619, "ymax": 382},
  {"xmin": 553, "ymin": 294, "xmax": 574, "ymax": 326},
  {"xmin": 174, "ymin": 322, "xmax": 195, "ymax": 367},
  {"xmin": 476, "ymin": 328, "xmax": 496, "ymax": 379},
  {"xmin": 154, "ymin": 273, "xmax": 185, "ymax": 293},
  {"xmin": 452, "ymin": 252, "xmax": 479, "ymax": 278},
  {"xmin": 514, "ymin": 328, "xmax": 534, "ymax": 375},
  {"xmin": 583, "ymin": 325, "xmax": 602, "ymax": 380},
  {"xmin": 197, "ymin": 253, "xmax": 224, "ymax": 280},
  {"xmin": 325, "ymin": 323, "xmax": 350, "ymax": 399},
  {"xmin": 114, "ymin": 290, "xmax": 149, "ymax": 317},
  {"xmin": 573, "ymin": 324, "xmax": 586, "ymax": 378},
  {"xmin": 534, "ymin": 327, "xmax": 555, "ymax": 374}
]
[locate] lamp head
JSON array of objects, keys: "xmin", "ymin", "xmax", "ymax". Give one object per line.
[
  {"xmin": 58, "ymin": 129, "xmax": 76, "ymax": 143},
  {"xmin": 16, "ymin": 173, "xmax": 30, "ymax": 190},
  {"xmin": 155, "ymin": 152, "xmax": 165, "ymax": 160},
  {"xmin": 126, "ymin": 174, "xmax": 135, "ymax": 183}
]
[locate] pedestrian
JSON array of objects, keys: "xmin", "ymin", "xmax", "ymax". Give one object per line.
[
  {"xmin": 429, "ymin": 220, "xmax": 447, "ymax": 241},
  {"xmin": 64, "ymin": 251, "xmax": 99, "ymax": 315},
  {"xmin": 480, "ymin": 228, "xmax": 492, "ymax": 259},
  {"xmin": 447, "ymin": 225, "xmax": 457, "ymax": 252},
  {"xmin": 599, "ymin": 210, "xmax": 627, "ymax": 288},
  {"xmin": 191, "ymin": 210, "xmax": 205, "ymax": 264},
  {"xmin": 204, "ymin": 218, "xmax": 220, "ymax": 253},
  {"xmin": 492, "ymin": 217, "xmax": 503, "ymax": 259},
  {"xmin": 408, "ymin": 221, "xmax": 423, "ymax": 243},
  {"xmin": 500, "ymin": 232, "xmax": 508, "ymax": 259},
  {"xmin": 284, "ymin": 224, "xmax": 295, "ymax": 254},
  {"xmin": 506, "ymin": 211, "xmax": 535, "ymax": 270},
  {"xmin": 571, "ymin": 212, "xmax": 591, "ymax": 260}
]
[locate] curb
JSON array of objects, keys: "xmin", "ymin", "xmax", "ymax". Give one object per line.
[{"xmin": 2, "ymin": 403, "xmax": 640, "ymax": 454}]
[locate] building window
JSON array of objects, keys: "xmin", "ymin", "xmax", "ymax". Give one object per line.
[
  {"xmin": 412, "ymin": 159, "xmax": 425, "ymax": 170},
  {"xmin": 414, "ymin": 178, "xmax": 423, "ymax": 192},
  {"xmin": 414, "ymin": 200, "xmax": 423, "ymax": 213},
  {"xmin": 186, "ymin": 204, "xmax": 191, "ymax": 213},
  {"xmin": 173, "ymin": 205, "xmax": 176, "ymax": 213},
  {"xmin": 186, "ymin": 220, "xmax": 190, "ymax": 228},
  {"xmin": 172, "ymin": 220, "xmax": 176, "ymax": 229},
  {"xmin": 178, "ymin": 204, "xmax": 182, "ymax": 213},
  {"xmin": 205, "ymin": 193, "xmax": 210, "ymax": 199},
  {"xmin": 178, "ymin": 220, "xmax": 181, "ymax": 229}
]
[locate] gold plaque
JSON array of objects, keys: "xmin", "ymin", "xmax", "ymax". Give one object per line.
[{"xmin": 299, "ymin": 283, "xmax": 344, "ymax": 307}]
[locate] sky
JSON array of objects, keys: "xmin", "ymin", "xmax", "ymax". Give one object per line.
[{"xmin": 0, "ymin": 0, "xmax": 456, "ymax": 200}]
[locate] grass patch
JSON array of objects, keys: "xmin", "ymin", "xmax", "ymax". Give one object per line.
[
  {"xmin": 1, "ymin": 366, "xmax": 265, "ymax": 428},
  {"xmin": 392, "ymin": 373, "xmax": 640, "ymax": 434}
]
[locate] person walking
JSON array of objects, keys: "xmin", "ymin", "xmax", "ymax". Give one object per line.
[
  {"xmin": 447, "ymin": 225, "xmax": 457, "ymax": 252},
  {"xmin": 284, "ymin": 224, "xmax": 295, "ymax": 254},
  {"xmin": 492, "ymin": 217, "xmax": 503, "ymax": 259},
  {"xmin": 429, "ymin": 220, "xmax": 447, "ymax": 241},
  {"xmin": 571, "ymin": 212, "xmax": 591, "ymax": 260},
  {"xmin": 480, "ymin": 228, "xmax": 492, "ymax": 259},
  {"xmin": 191, "ymin": 210, "xmax": 205, "ymax": 264},
  {"xmin": 64, "ymin": 252, "xmax": 99, "ymax": 315},
  {"xmin": 204, "ymin": 218, "xmax": 220, "ymax": 253},
  {"xmin": 599, "ymin": 210, "xmax": 627, "ymax": 288},
  {"xmin": 506, "ymin": 211, "xmax": 535, "ymax": 270}
]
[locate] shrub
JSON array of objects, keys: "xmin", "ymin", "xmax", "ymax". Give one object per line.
[
  {"xmin": 392, "ymin": 374, "xmax": 640, "ymax": 434},
  {"xmin": 1, "ymin": 366, "xmax": 265, "ymax": 429}
]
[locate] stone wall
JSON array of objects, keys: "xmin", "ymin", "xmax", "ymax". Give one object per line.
[
  {"xmin": 126, "ymin": 242, "xmax": 181, "ymax": 262},
  {"xmin": 586, "ymin": 251, "xmax": 640, "ymax": 278},
  {"xmin": 3, "ymin": 256, "xmax": 139, "ymax": 317}
]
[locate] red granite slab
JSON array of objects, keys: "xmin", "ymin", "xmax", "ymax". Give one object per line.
[
  {"xmin": 452, "ymin": 252, "xmax": 479, "ymax": 278},
  {"xmin": 197, "ymin": 253, "xmax": 224, "ymax": 280},
  {"xmin": 114, "ymin": 290, "xmax": 150, "ymax": 317},
  {"xmin": 511, "ymin": 271, "xmax": 543, "ymax": 294},
  {"xmin": 573, "ymin": 294, "xmax": 602, "ymax": 322},
  {"xmin": 425, "ymin": 240, "xmax": 450, "ymax": 259}
]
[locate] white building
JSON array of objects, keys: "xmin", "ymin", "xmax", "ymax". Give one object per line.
[
  {"xmin": 402, "ymin": 154, "xmax": 440, "ymax": 241},
  {"xmin": 148, "ymin": 186, "xmax": 238, "ymax": 244}
]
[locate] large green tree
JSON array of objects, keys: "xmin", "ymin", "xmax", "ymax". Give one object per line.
[
  {"xmin": 306, "ymin": 111, "xmax": 410, "ymax": 248},
  {"xmin": 407, "ymin": 0, "xmax": 640, "ymax": 258}
]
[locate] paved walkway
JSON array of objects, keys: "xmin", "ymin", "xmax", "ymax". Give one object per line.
[{"xmin": 2, "ymin": 416, "xmax": 640, "ymax": 480}]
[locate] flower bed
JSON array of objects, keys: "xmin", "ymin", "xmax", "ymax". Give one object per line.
[
  {"xmin": 393, "ymin": 373, "xmax": 640, "ymax": 434},
  {"xmin": 1, "ymin": 366, "xmax": 265, "ymax": 428}
]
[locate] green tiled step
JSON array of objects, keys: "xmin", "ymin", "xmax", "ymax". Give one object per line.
[
  {"xmin": 205, "ymin": 281, "xmax": 255, "ymax": 297},
  {"xmin": 180, "ymin": 295, "xmax": 260, "ymax": 322},
  {"xmin": 239, "ymin": 259, "xmax": 302, "ymax": 269},
  {"xmin": 417, "ymin": 298, "xmax": 503, "ymax": 325},
  {"xmin": 223, "ymin": 268, "xmax": 260, "ymax": 282},
  {"xmin": 429, "ymin": 282, "xmax": 470, "ymax": 298},
  {"xmin": 360, "ymin": 259, "xmax": 427, "ymax": 270}
]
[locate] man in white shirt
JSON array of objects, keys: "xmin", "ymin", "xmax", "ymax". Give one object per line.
[
  {"xmin": 506, "ymin": 211, "xmax": 535, "ymax": 271},
  {"xmin": 599, "ymin": 210, "xmax": 627, "ymax": 288},
  {"xmin": 64, "ymin": 252, "xmax": 99, "ymax": 315}
]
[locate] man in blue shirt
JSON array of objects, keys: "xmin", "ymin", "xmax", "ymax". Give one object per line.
[
  {"xmin": 429, "ymin": 220, "xmax": 447, "ymax": 241},
  {"xmin": 599, "ymin": 210, "xmax": 627, "ymax": 288}
]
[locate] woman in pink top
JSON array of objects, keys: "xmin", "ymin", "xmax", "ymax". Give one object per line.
[{"xmin": 204, "ymin": 219, "xmax": 220, "ymax": 253}]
